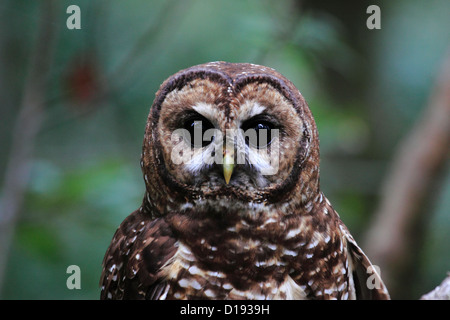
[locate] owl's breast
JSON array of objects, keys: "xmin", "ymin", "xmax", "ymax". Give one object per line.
[
  {"xmin": 161, "ymin": 241, "xmax": 308, "ymax": 300},
  {"xmin": 162, "ymin": 198, "xmax": 352, "ymax": 299}
]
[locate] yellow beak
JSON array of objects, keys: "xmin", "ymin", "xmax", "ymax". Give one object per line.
[{"xmin": 223, "ymin": 148, "xmax": 234, "ymax": 184}]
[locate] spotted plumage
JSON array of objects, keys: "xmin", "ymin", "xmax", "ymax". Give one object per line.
[{"xmin": 100, "ymin": 61, "xmax": 390, "ymax": 300}]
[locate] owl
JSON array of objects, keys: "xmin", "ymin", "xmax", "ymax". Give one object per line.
[{"xmin": 100, "ymin": 61, "xmax": 390, "ymax": 300}]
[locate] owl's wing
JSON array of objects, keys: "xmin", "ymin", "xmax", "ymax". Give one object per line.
[
  {"xmin": 341, "ymin": 224, "xmax": 390, "ymax": 300},
  {"xmin": 100, "ymin": 210, "xmax": 178, "ymax": 300}
]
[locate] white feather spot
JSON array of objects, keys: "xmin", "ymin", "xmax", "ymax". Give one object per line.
[
  {"xmin": 283, "ymin": 249, "xmax": 297, "ymax": 257},
  {"xmin": 306, "ymin": 237, "xmax": 319, "ymax": 249},
  {"xmin": 204, "ymin": 289, "xmax": 216, "ymax": 298},
  {"xmin": 188, "ymin": 265, "xmax": 201, "ymax": 275},
  {"xmin": 324, "ymin": 288, "xmax": 335, "ymax": 295},
  {"xmin": 285, "ymin": 228, "xmax": 301, "ymax": 240},
  {"xmin": 223, "ymin": 283, "xmax": 233, "ymax": 290},
  {"xmin": 180, "ymin": 202, "xmax": 193, "ymax": 211},
  {"xmin": 263, "ymin": 217, "xmax": 277, "ymax": 226},
  {"xmin": 305, "ymin": 201, "xmax": 313, "ymax": 213},
  {"xmin": 178, "ymin": 278, "xmax": 202, "ymax": 290},
  {"xmin": 173, "ymin": 292, "xmax": 182, "ymax": 299}
]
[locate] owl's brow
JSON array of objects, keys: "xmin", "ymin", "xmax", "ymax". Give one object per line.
[{"xmin": 191, "ymin": 103, "xmax": 218, "ymax": 123}]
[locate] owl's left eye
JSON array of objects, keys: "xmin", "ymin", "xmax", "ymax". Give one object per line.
[
  {"xmin": 183, "ymin": 114, "xmax": 215, "ymax": 148},
  {"xmin": 241, "ymin": 117, "xmax": 277, "ymax": 149}
]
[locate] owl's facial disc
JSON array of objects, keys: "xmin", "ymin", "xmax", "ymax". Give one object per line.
[{"xmin": 156, "ymin": 78, "xmax": 304, "ymax": 200}]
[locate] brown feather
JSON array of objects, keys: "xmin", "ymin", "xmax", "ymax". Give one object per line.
[{"xmin": 100, "ymin": 210, "xmax": 178, "ymax": 299}]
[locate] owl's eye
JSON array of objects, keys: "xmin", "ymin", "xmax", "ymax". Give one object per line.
[
  {"xmin": 183, "ymin": 114, "xmax": 215, "ymax": 148},
  {"xmin": 241, "ymin": 117, "xmax": 276, "ymax": 149}
]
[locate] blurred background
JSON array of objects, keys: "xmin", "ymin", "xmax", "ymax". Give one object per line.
[{"xmin": 0, "ymin": 0, "xmax": 448, "ymax": 299}]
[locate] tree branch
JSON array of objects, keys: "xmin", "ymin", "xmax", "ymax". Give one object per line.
[
  {"xmin": 363, "ymin": 49, "xmax": 450, "ymax": 298},
  {"xmin": 421, "ymin": 274, "xmax": 450, "ymax": 300},
  {"xmin": 0, "ymin": 0, "xmax": 59, "ymax": 296}
]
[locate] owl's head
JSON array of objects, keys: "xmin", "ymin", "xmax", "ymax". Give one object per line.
[{"xmin": 141, "ymin": 62, "xmax": 320, "ymax": 214}]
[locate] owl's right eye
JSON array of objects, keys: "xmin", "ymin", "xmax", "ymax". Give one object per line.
[{"xmin": 183, "ymin": 114, "xmax": 215, "ymax": 148}]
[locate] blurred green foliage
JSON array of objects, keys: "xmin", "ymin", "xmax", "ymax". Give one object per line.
[{"xmin": 0, "ymin": 0, "xmax": 449, "ymax": 299}]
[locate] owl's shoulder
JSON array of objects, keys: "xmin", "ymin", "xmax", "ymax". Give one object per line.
[{"xmin": 100, "ymin": 209, "xmax": 178, "ymax": 299}]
